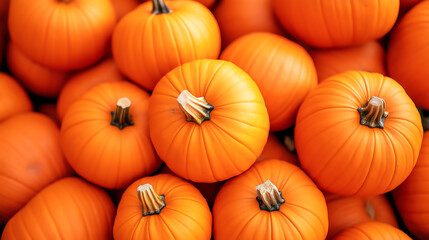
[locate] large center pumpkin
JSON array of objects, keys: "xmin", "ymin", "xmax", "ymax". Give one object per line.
[{"xmin": 149, "ymin": 59, "xmax": 269, "ymax": 183}]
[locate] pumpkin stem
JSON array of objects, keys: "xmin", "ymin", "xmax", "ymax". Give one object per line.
[
  {"xmin": 152, "ymin": 0, "xmax": 171, "ymax": 14},
  {"xmin": 177, "ymin": 90, "xmax": 214, "ymax": 125},
  {"xmin": 111, "ymin": 98, "xmax": 134, "ymax": 130},
  {"xmin": 137, "ymin": 184, "xmax": 166, "ymax": 216},
  {"xmin": 418, "ymin": 108, "xmax": 429, "ymax": 132},
  {"xmin": 357, "ymin": 96, "xmax": 388, "ymax": 129},
  {"xmin": 283, "ymin": 134, "xmax": 296, "ymax": 153},
  {"xmin": 256, "ymin": 180, "xmax": 285, "ymax": 212},
  {"xmin": 365, "ymin": 201, "xmax": 375, "ymax": 220}
]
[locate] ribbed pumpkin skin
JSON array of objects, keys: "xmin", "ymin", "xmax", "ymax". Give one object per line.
[
  {"xmin": 0, "ymin": 113, "xmax": 73, "ymax": 224},
  {"xmin": 113, "ymin": 174, "xmax": 212, "ymax": 240},
  {"xmin": 112, "ymin": 1, "xmax": 221, "ymax": 91},
  {"xmin": 393, "ymin": 131, "xmax": 429, "ymax": 240},
  {"xmin": 310, "ymin": 41, "xmax": 386, "ymax": 82},
  {"xmin": 141, "ymin": 0, "xmax": 217, "ymax": 9},
  {"xmin": 8, "ymin": 0, "xmax": 116, "ymax": 71},
  {"xmin": 1, "ymin": 177, "xmax": 116, "ymax": 240},
  {"xmin": 333, "ymin": 222, "xmax": 411, "ymax": 240},
  {"xmin": 60, "ymin": 81, "xmax": 161, "ymax": 189},
  {"xmin": 221, "ymin": 32, "xmax": 317, "ymax": 131},
  {"xmin": 256, "ymin": 134, "xmax": 299, "ymax": 166},
  {"xmin": 56, "ymin": 58, "xmax": 125, "ymax": 122},
  {"xmin": 273, "ymin": 0, "xmax": 399, "ymax": 48},
  {"xmin": 387, "ymin": 1, "xmax": 429, "ymax": 110},
  {"xmin": 110, "ymin": 0, "xmax": 139, "ymax": 19},
  {"xmin": 295, "ymin": 71, "xmax": 423, "ymax": 196},
  {"xmin": 325, "ymin": 193, "xmax": 398, "ymax": 239},
  {"xmin": 214, "ymin": 0, "xmax": 284, "ymax": 48},
  {"xmin": 0, "ymin": 73, "xmax": 32, "ymax": 122},
  {"xmin": 213, "ymin": 159, "xmax": 328, "ymax": 240},
  {"xmin": 7, "ymin": 42, "xmax": 69, "ymax": 98},
  {"xmin": 149, "ymin": 59, "xmax": 269, "ymax": 183}
]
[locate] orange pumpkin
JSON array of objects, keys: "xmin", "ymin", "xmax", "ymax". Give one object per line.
[
  {"xmin": 309, "ymin": 41, "xmax": 386, "ymax": 82},
  {"xmin": 213, "ymin": 159, "xmax": 328, "ymax": 239},
  {"xmin": 7, "ymin": 42, "xmax": 69, "ymax": 98},
  {"xmin": 213, "ymin": 0, "xmax": 285, "ymax": 47},
  {"xmin": 112, "ymin": 0, "xmax": 221, "ymax": 91},
  {"xmin": 273, "ymin": 0, "xmax": 400, "ymax": 48},
  {"xmin": 332, "ymin": 222, "xmax": 411, "ymax": 240},
  {"xmin": 295, "ymin": 71, "xmax": 423, "ymax": 196},
  {"xmin": 140, "ymin": 0, "xmax": 217, "ymax": 9},
  {"xmin": 256, "ymin": 134, "xmax": 299, "ymax": 166},
  {"xmin": 60, "ymin": 81, "xmax": 161, "ymax": 189},
  {"xmin": 2, "ymin": 177, "xmax": 116, "ymax": 239},
  {"xmin": 220, "ymin": 32, "xmax": 317, "ymax": 131},
  {"xmin": 113, "ymin": 173, "xmax": 212, "ymax": 240},
  {"xmin": 56, "ymin": 58, "xmax": 125, "ymax": 122},
  {"xmin": 8, "ymin": 0, "xmax": 116, "ymax": 71},
  {"xmin": 393, "ymin": 131, "xmax": 429, "ymax": 240},
  {"xmin": 0, "ymin": 0, "xmax": 9, "ymax": 66},
  {"xmin": 0, "ymin": 72, "xmax": 32, "ymax": 122},
  {"xmin": 149, "ymin": 59, "xmax": 269, "ymax": 183},
  {"xmin": 387, "ymin": 1, "xmax": 429, "ymax": 110},
  {"xmin": 325, "ymin": 193, "xmax": 398, "ymax": 239},
  {"xmin": 110, "ymin": 0, "xmax": 140, "ymax": 19},
  {"xmin": 0, "ymin": 112, "xmax": 73, "ymax": 224}
]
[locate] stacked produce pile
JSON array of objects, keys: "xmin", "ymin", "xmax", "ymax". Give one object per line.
[{"xmin": 1, "ymin": 0, "xmax": 428, "ymax": 239}]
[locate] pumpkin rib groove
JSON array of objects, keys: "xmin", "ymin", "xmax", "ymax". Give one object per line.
[
  {"xmin": 203, "ymin": 62, "xmax": 226, "ymax": 96},
  {"xmin": 380, "ymin": 130, "xmax": 398, "ymax": 192},
  {"xmin": 40, "ymin": 6, "xmax": 56, "ymax": 65},
  {"xmin": 164, "ymin": 15, "xmax": 182, "ymax": 64},
  {"xmin": 71, "ymin": 125, "xmax": 109, "ymax": 166},
  {"xmin": 213, "ymin": 100, "xmax": 266, "ymax": 109},
  {"xmin": 202, "ymin": 128, "xmax": 227, "ymax": 181},
  {"xmin": 73, "ymin": 4, "xmax": 97, "ymax": 58},
  {"xmin": 130, "ymin": 218, "xmax": 145, "ymax": 239},
  {"xmin": 39, "ymin": 194, "xmax": 64, "ymax": 239},
  {"xmin": 213, "ymin": 114, "xmax": 268, "ymax": 131},
  {"xmin": 161, "ymin": 121, "xmax": 188, "ymax": 159},
  {"xmin": 387, "ymin": 125, "xmax": 416, "ymax": 167},
  {"xmin": 285, "ymin": 201, "xmax": 327, "ymax": 234},
  {"xmin": 17, "ymin": 211, "xmax": 33, "ymax": 240},
  {"xmin": 319, "ymin": 0, "xmax": 334, "ymax": 45},
  {"xmin": 167, "ymin": 207, "xmax": 208, "ymax": 238},
  {"xmin": 233, "ymin": 211, "xmax": 261, "ymax": 240},
  {"xmin": 159, "ymin": 214, "xmax": 177, "ymax": 239},
  {"xmin": 276, "ymin": 208, "xmax": 307, "ymax": 239},
  {"xmin": 65, "ymin": 186, "xmax": 92, "ymax": 240},
  {"xmin": 175, "ymin": 14, "xmax": 197, "ymax": 60},
  {"xmin": 184, "ymin": 125, "xmax": 197, "ymax": 181}
]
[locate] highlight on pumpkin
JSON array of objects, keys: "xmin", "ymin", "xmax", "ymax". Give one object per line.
[
  {"xmin": 256, "ymin": 180, "xmax": 285, "ymax": 212},
  {"xmin": 358, "ymin": 96, "xmax": 389, "ymax": 129},
  {"xmin": 137, "ymin": 184, "xmax": 166, "ymax": 216},
  {"xmin": 152, "ymin": 0, "xmax": 171, "ymax": 14},
  {"xmin": 177, "ymin": 90, "xmax": 214, "ymax": 125},
  {"xmin": 111, "ymin": 97, "xmax": 134, "ymax": 129}
]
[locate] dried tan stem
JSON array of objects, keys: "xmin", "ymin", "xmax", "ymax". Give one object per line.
[
  {"xmin": 137, "ymin": 184, "xmax": 166, "ymax": 216},
  {"xmin": 256, "ymin": 180, "xmax": 285, "ymax": 211},
  {"xmin": 177, "ymin": 90, "xmax": 214, "ymax": 125}
]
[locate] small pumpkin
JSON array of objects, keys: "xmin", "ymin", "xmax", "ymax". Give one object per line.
[
  {"xmin": 60, "ymin": 81, "xmax": 161, "ymax": 189},
  {"xmin": 213, "ymin": 159, "xmax": 328, "ymax": 239},
  {"xmin": 387, "ymin": 1, "xmax": 429, "ymax": 110},
  {"xmin": 393, "ymin": 131, "xmax": 429, "ymax": 240},
  {"xmin": 56, "ymin": 58, "xmax": 125, "ymax": 122},
  {"xmin": 325, "ymin": 193, "xmax": 398, "ymax": 239},
  {"xmin": 0, "ymin": 72, "xmax": 32, "ymax": 122},
  {"xmin": 113, "ymin": 173, "xmax": 212, "ymax": 240},
  {"xmin": 256, "ymin": 134, "xmax": 299, "ymax": 166},
  {"xmin": 295, "ymin": 71, "xmax": 423, "ymax": 196},
  {"xmin": 7, "ymin": 42, "xmax": 69, "ymax": 98},
  {"xmin": 273, "ymin": 0, "xmax": 400, "ymax": 48},
  {"xmin": 0, "ymin": 112, "xmax": 73, "ymax": 224},
  {"xmin": 309, "ymin": 41, "xmax": 386, "ymax": 82},
  {"xmin": 220, "ymin": 32, "xmax": 317, "ymax": 131},
  {"xmin": 2, "ymin": 177, "xmax": 116, "ymax": 240},
  {"xmin": 112, "ymin": 0, "xmax": 221, "ymax": 91},
  {"xmin": 149, "ymin": 59, "xmax": 269, "ymax": 183},
  {"xmin": 332, "ymin": 222, "xmax": 411, "ymax": 240},
  {"xmin": 8, "ymin": 0, "xmax": 116, "ymax": 71},
  {"xmin": 213, "ymin": 0, "xmax": 285, "ymax": 47}
]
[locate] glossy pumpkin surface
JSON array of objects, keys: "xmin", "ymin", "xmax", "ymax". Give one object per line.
[
  {"xmin": 387, "ymin": 1, "xmax": 429, "ymax": 110},
  {"xmin": 2, "ymin": 177, "xmax": 116, "ymax": 240},
  {"xmin": 221, "ymin": 32, "xmax": 317, "ymax": 131},
  {"xmin": 110, "ymin": 0, "xmax": 140, "ymax": 19},
  {"xmin": 310, "ymin": 41, "xmax": 386, "ymax": 82},
  {"xmin": 332, "ymin": 222, "xmax": 411, "ymax": 240},
  {"xmin": 113, "ymin": 173, "xmax": 212, "ymax": 240},
  {"xmin": 112, "ymin": 0, "xmax": 221, "ymax": 91},
  {"xmin": 60, "ymin": 81, "xmax": 161, "ymax": 189},
  {"xmin": 0, "ymin": 72, "xmax": 32, "ymax": 122},
  {"xmin": 0, "ymin": 112, "xmax": 73, "ymax": 224},
  {"xmin": 393, "ymin": 131, "xmax": 429, "ymax": 240},
  {"xmin": 8, "ymin": 0, "xmax": 116, "ymax": 71},
  {"xmin": 295, "ymin": 71, "xmax": 423, "ymax": 196},
  {"xmin": 149, "ymin": 59, "xmax": 269, "ymax": 183},
  {"xmin": 213, "ymin": 159, "xmax": 328, "ymax": 240},
  {"xmin": 273, "ymin": 0, "xmax": 399, "ymax": 48}
]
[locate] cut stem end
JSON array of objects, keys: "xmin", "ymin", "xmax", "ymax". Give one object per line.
[
  {"xmin": 177, "ymin": 90, "xmax": 214, "ymax": 125},
  {"xmin": 256, "ymin": 180, "xmax": 285, "ymax": 212},
  {"xmin": 137, "ymin": 184, "xmax": 166, "ymax": 216},
  {"xmin": 111, "ymin": 97, "xmax": 134, "ymax": 130},
  {"xmin": 358, "ymin": 96, "xmax": 388, "ymax": 129}
]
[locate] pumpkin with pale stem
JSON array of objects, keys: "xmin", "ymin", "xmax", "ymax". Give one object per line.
[
  {"xmin": 8, "ymin": 0, "xmax": 116, "ymax": 71},
  {"xmin": 60, "ymin": 81, "xmax": 161, "ymax": 189},
  {"xmin": 112, "ymin": 0, "xmax": 221, "ymax": 91},
  {"xmin": 213, "ymin": 159, "xmax": 328, "ymax": 239},
  {"xmin": 332, "ymin": 222, "xmax": 411, "ymax": 240},
  {"xmin": 295, "ymin": 71, "xmax": 423, "ymax": 196},
  {"xmin": 149, "ymin": 59, "xmax": 269, "ymax": 183},
  {"xmin": 0, "ymin": 73, "xmax": 32, "ymax": 122},
  {"xmin": 113, "ymin": 174, "xmax": 212, "ymax": 240},
  {"xmin": 2, "ymin": 177, "xmax": 116, "ymax": 240}
]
